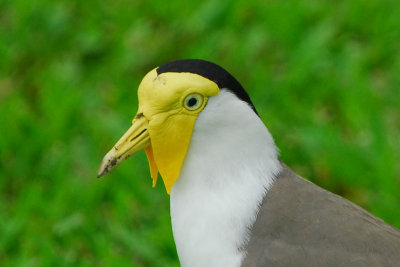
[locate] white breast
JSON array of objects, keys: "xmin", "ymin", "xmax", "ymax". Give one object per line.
[{"xmin": 170, "ymin": 90, "xmax": 281, "ymax": 267}]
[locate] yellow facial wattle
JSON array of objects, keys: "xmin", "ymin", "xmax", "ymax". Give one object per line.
[{"xmin": 98, "ymin": 68, "xmax": 219, "ymax": 194}]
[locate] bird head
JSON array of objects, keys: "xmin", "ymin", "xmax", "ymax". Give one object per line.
[{"xmin": 97, "ymin": 59, "xmax": 255, "ymax": 194}]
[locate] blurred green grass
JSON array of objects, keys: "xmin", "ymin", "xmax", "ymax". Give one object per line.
[{"xmin": 1, "ymin": 0, "xmax": 399, "ymax": 265}]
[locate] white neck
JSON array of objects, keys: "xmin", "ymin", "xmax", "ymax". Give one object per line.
[{"xmin": 170, "ymin": 90, "xmax": 281, "ymax": 267}]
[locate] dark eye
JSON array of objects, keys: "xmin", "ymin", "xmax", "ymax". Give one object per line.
[{"xmin": 183, "ymin": 93, "xmax": 203, "ymax": 111}]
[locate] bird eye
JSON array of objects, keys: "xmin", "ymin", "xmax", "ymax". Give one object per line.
[{"xmin": 183, "ymin": 93, "xmax": 204, "ymax": 111}]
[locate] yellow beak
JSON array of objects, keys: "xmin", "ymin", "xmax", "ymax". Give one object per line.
[
  {"xmin": 97, "ymin": 110, "xmax": 197, "ymax": 194},
  {"xmin": 97, "ymin": 115, "xmax": 150, "ymax": 178}
]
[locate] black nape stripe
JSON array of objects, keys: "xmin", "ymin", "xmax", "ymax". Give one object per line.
[{"xmin": 156, "ymin": 59, "xmax": 258, "ymax": 115}]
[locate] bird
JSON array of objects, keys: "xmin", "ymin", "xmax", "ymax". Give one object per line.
[{"xmin": 98, "ymin": 59, "xmax": 400, "ymax": 267}]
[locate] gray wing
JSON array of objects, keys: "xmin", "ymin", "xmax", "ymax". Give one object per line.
[{"xmin": 242, "ymin": 164, "xmax": 400, "ymax": 267}]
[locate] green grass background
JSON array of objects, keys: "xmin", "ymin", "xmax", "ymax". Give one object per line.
[{"xmin": 1, "ymin": 0, "xmax": 399, "ymax": 265}]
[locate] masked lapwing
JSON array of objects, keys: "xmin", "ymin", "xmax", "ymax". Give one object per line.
[{"xmin": 98, "ymin": 59, "xmax": 400, "ymax": 266}]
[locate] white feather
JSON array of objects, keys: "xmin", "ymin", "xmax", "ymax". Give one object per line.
[{"xmin": 170, "ymin": 90, "xmax": 281, "ymax": 267}]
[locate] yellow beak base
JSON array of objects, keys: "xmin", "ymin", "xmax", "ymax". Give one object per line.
[{"xmin": 145, "ymin": 146, "xmax": 158, "ymax": 187}]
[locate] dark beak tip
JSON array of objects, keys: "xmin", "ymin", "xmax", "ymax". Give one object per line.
[{"xmin": 97, "ymin": 169, "xmax": 107, "ymax": 178}]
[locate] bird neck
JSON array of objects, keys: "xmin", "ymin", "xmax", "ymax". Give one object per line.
[{"xmin": 170, "ymin": 90, "xmax": 281, "ymax": 267}]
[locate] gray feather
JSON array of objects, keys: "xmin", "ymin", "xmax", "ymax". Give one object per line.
[{"xmin": 242, "ymin": 164, "xmax": 400, "ymax": 267}]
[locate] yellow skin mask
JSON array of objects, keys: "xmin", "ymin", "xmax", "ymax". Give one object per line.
[{"xmin": 98, "ymin": 68, "xmax": 219, "ymax": 194}]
